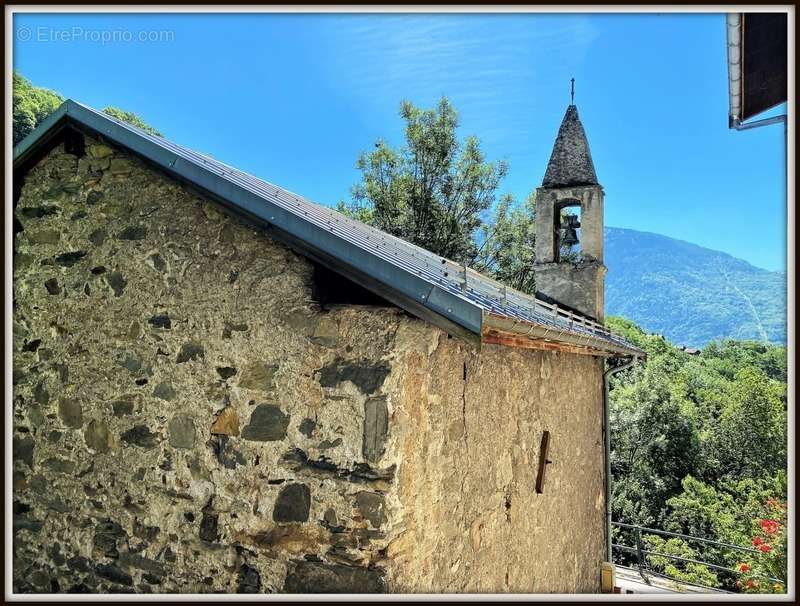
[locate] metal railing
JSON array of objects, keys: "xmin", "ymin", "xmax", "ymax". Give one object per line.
[{"xmin": 611, "ymin": 521, "xmax": 784, "ymax": 592}]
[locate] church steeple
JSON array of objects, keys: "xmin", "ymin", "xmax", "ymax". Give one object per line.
[
  {"xmin": 533, "ymin": 99, "xmax": 607, "ymax": 321},
  {"xmin": 542, "ymin": 104, "xmax": 598, "ymax": 189}
]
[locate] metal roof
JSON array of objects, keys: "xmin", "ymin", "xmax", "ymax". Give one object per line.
[{"xmin": 13, "ymin": 100, "xmax": 643, "ymax": 358}]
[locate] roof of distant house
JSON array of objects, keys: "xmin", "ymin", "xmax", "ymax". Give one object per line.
[{"xmin": 14, "ymin": 100, "xmax": 643, "ymax": 358}]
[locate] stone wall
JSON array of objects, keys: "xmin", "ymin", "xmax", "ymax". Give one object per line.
[
  {"xmin": 12, "ymin": 136, "xmax": 405, "ymax": 593},
  {"xmin": 534, "ymin": 261, "xmax": 607, "ymax": 322},
  {"xmin": 12, "ymin": 134, "xmax": 606, "ymax": 594}
]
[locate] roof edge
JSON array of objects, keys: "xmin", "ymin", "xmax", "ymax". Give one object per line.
[
  {"xmin": 483, "ymin": 312, "xmax": 645, "ymax": 358},
  {"xmin": 13, "ymin": 99, "xmax": 486, "ymax": 343},
  {"xmin": 13, "ymin": 99, "xmax": 74, "ymax": 168},
  {"xmin": 14, "ymin": 99, "xmax": 642, "ymax": 358}
]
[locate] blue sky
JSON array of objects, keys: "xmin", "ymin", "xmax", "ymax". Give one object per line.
[{"xmin": 13, "ymin": 11, "xmax": 787, "ymax": 271}]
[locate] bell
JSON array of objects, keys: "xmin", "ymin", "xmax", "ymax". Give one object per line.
[{"xmin": 561, "ymin": 226, "xmax": 579, "ymax": 247}]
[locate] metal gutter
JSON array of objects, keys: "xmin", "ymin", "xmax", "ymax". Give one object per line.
[
  {"xmin": 726, "ymin": 12, "xmax": 788, "ymax": 131},
  {"xmin": 726, "ymin": 13, "xmax": 743, "ymax": 127},
  {"xmin": 603, "ymin": 356, "xmax": 640, "ymax": 562},
  {"xmin": 731, "ymin": 114, "xmax": 787, "ymax": 131}
]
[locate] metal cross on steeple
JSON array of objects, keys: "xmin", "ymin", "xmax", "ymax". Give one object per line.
[{"xmin": 570, "ymin": 78, "xmax": 575, "ymax": 105}]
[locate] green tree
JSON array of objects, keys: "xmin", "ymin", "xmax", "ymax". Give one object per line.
[
  {"xmin": 665, "ymin": 475, "xmax": 787, "ymax": 591},
  {"xmin": 13, "ymin": 72, "xmax": 63, "ymax": 145},
  {"xmin": 340, "ymin": 96, "xmax": 553, "ymax": 294},
  {"xmin": 707, "ymin": 368, "xmax": 786, "ymax": 480},
  {"xmin": 609, "ymin": 356, "xmax": 701, "ymax": 525},
  {"xmin": 13, "ymin": 71, "xmax": 163, "ymax": 145},
  {"xmin": 472, "ymin": 193, "xmax": 537, "ymax": 294},
  {"xmin": 642, "ymin": 534, "xmax": 718, "ymax": 588},
  {"xmin": 102, "ymin": 107, "xmax": 163, "ymax": 137},
  {"xmin": 340, "ymin": 97, "xmax": 509, "ymax": 264}
]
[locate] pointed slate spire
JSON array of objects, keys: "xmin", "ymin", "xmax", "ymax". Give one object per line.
[{"xmin": 541, "ymin": 104, "xmax": 598, "ymax": 189}]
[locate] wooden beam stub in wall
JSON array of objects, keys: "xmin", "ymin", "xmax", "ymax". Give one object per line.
[{"xmin": 535, "ymin": 430, "xmax": 551, "ymax": 494}]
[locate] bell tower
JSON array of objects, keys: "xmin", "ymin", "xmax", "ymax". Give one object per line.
[{"xmin": 533, "ymin": 100, "xmax": 606, "ymax": 321}]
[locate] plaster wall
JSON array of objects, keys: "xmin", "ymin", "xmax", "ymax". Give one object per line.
[{"xmin": 385, "ymin": 328, "xmax": 606, "ymax": 593}]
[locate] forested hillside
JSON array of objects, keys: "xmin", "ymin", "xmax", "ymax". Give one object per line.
[
  {"xmin": 607, "ymin": 317, "xmax": 787, "ymax": 592},
  {"xmin": 606, "ymin": 227, "xmax": 786, "ymax": 348}
]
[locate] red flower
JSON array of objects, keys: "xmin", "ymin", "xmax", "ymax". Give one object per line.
[
  {"xmin": 752, "ymin": 536, "xmax": 764, "ymax": 546},
  {"xmin": 759, "ymin": 544, "xmax": 772, "ymax": 553},
  {"xmin": 746, "ymin": 579, "xmax": 755, "ymax": 589},
  {"xmin": 760, "ymin": 519, "xmax": 780, "ymax": 535},
  {"xmin": 738, "ymin": 563, "xmax": 750, "ymax": 572}
]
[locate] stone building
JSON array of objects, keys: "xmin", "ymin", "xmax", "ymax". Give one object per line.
[{"xmin": 11, "ymin": 100, "xmax": 642, "ymax": 594}]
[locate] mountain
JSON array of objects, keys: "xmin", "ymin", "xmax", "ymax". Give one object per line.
[{"xmin": 604, "ymin": 227, "xmax": 787, "ymax": 348}]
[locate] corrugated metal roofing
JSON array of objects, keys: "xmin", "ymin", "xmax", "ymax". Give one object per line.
[{"xmin": 13, "ymin": 100, "xmax": 643, "ymax": 358}]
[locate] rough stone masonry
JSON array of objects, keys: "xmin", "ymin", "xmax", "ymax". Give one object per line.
[{"xmin": 12, "ymin": 135, "xmax": 606, "ymax": 593}]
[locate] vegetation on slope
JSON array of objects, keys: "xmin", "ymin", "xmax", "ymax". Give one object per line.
[
  {"xmin": 606, "ymin": 227, "xmax": 786, "ymax": 348},
  {"xmin": 606, "ymin": 317, "xmax": 787, "ymax": 592}
]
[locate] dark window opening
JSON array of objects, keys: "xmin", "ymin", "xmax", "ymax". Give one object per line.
[
  {"xmin": 64, "ymin": 128, "xmax": 86, "ymax": 157},
  {"xmin": 554, "ymin": 200, "xmax": 581, "ymax": 262},
  {"xmin": 310, "ymin": 262, "xmax": 397, "ymax": 308}
]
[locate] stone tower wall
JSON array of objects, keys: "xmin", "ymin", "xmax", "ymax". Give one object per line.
[{"xmin": 534, "ymin": 185, "xmax": 606, "ymax": 320}]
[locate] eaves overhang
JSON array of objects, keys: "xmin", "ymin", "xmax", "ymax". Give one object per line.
[
  {"xmin": 483, "ymin": 313, "xmax": 645, "ymax": 359},
  {"xmin": 726, "ymin": 12, "xmax": 788, "ymax": 127}
]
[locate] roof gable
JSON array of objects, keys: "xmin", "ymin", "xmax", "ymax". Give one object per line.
[{"xmin": 13, "ymin": 100, "xmax": 641, "ymax": 358}]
